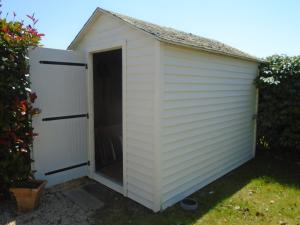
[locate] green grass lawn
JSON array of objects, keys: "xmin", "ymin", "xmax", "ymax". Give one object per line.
[{"xmin": 91, "ymin": 151, "xmax": 300, "ymax": 225}]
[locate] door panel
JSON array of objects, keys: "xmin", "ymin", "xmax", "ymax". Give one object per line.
[{"xmin": 29, "ymin": 47, "xmax": 88, "ymax": 186}]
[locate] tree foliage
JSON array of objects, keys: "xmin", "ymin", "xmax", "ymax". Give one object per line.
[
  {"xmin": 256, "ymin": 55, "xmax": 300, "ymax": 153},
  {"xmin": 0, "ymin": 10, "xmax": 43, "ymax": 195}
]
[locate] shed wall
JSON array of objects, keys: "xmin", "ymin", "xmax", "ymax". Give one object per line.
[
  {"xmin": 160, "ymin": 43, "xmax": 258, "ymax": 209},
  {"xmin": 73, "ymin": 14, "xmax": 157, "ymax": 210}
]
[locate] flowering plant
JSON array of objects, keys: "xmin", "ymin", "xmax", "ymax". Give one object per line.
[{"xmin": 0, "ymin": 6, "xmax": 43, "ymax": 196}]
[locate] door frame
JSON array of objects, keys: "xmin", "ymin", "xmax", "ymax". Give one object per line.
[{"xmin": 86, "ymin": 40, "xmax": 127, "ymax": 196}]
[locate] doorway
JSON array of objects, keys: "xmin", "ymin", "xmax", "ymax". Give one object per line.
[{"xmin": 93, "ymin": 49, "xmax": 123, "ymax": 185}]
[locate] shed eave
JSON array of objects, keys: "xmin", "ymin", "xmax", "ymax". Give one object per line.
[
  {"xmin": 68, "ymin": 7, "xmax": 263, "ymax": 63},
  {"xmin": 157, "ymin": 38, "xmax": 263, "ymax": 63}
]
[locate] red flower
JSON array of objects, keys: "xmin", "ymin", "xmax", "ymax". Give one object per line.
[
  {"xmin": 15, "ymin": 36, "xmax": 23, "ymax": 41},
  {"xmin": 30, "ymin": 92, "xmax": 37, "ymax": 103},
  {"xmin": 2, "ymin": 25, "xmax": 9, "ymax": 33},
  {"xmin": 19, "ymin": 100, "xmax": 27, "ymax": 113},
  {"xmin": 16, "ymin": 138, "xmax": 24, "ymax": 144}
]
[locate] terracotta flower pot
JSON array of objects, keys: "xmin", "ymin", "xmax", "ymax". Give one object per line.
[{"xmin": 9, "ymin": 180, "xmax": 47, "ymax": 212}]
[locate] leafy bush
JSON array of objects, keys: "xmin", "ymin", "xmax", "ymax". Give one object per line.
[
  {"xmin": 256, "ymin": 55, "xmax": 300, "ymax": 153},
  {"xmin": 0, "ymin": 11, "xmax": 43, "ymax": 196}
]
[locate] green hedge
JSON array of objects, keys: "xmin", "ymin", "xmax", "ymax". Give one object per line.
[{"xmin": 256, "ymin": 55, "xmax": 300, "ymax": 153}]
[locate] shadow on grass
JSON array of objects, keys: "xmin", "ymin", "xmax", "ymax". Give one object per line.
[{"xmin": 90, "ymin": 150, "xmax": 300, "ymax": 225}]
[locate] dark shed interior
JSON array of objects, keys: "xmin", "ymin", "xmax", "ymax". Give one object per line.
[{"xmin": 93, "ymin": 49, "xmax": 123, "ymax": 184}]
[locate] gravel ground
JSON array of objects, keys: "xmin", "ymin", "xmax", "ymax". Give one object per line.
[{"xmin": 0, "ymin": 178, "xmax": 96, "ymax": 225}]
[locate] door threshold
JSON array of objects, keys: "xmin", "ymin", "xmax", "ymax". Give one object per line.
[{"xmin": 92, "ymin": 173, "xmax": 123, "ymax": 194}]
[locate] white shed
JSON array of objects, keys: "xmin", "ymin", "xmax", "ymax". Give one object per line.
[{"xmin": 30, "ymin": 8, "xmax": 260, "ymax": 212}]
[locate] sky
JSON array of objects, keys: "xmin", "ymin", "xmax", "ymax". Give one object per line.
[{"xmin": 2, "ymin": 0, "xmax": 300, "ymax": 58}]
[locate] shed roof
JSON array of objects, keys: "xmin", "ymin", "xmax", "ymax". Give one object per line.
[{"xmin": 68, "ymin": 8, "xmax": 261, "ymax": 62}]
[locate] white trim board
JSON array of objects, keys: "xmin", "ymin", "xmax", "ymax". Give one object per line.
[{"xmin": 87, "ymin": 40, "xmax": 127, "ymax": 196}]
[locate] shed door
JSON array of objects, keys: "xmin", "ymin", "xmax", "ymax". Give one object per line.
[{"xmin": 29, "ymin": 47, "xmax": 88, "ymax": 186}]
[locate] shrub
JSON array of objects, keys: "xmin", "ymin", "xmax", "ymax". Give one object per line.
[
  {"xmin": 256, "ymin": 55, "xmax": 300, "ymax": 153},
  {"xmin": 0, "ymin": 11, "xmax": 43, "ymax": 196}
]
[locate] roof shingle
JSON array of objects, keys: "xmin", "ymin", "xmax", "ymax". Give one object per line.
[
  {"xmin": 102, "ymin": 8, "xmax": 261, "ymax": 62},
  {"xmin": 69, "ymin": 8, "xmax": 261, "ymax": 62}
]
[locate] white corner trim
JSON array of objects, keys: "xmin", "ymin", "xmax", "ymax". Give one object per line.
[{"xmin": 153, "ymin": 40, "xmax": 163, "ymax": 212}]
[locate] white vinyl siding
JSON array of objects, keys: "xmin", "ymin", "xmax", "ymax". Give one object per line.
[
  {"xmin": 73, "ymin": 14, "xmax": 157, "ymax": 210},
  {"xmin": 160, "ymin": 43, "xmax": 258, "ymax": 209}
]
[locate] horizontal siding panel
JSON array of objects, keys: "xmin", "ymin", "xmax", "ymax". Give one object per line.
[
  {"xmin": 162, "ymin": 151, "xmax": 253, "ymax": 203},
  {"xmin": 164, "ymin": 65, "xmax": 254, "ymax": 78},
  {"xmin": 128, "ymin": 183, "xmax": 154, "ymax": 201},
  {"xmin": 163, "ymin": 125, "xmax": 250, "ymax": 161},
  {"xmin": 163, "ymin": 122, "xmax": 252, "ymax": 152},
  {"xmin": 163, "ymin": 112, "xmax": 250, "ymax": 136},
  {"xmin": 162, "ymin": 145, "xmax": 252, "ymax": 195},
  {"xmin": 160, "ymin": 43, "xmax": 257, "ymax": 208},
  {"xmin": 127, "ymin": 48, "xmax": 155, "ymax": 58},
  {"xmin": 164, "ymin": 55, "xmax": 257, "ymax": 74},
  {"xmin": 127, "ymin": 55, "xmax": 155, "ymax": 66},
  {"xmin": 163, "ymin": 107, "xmax": 252, "ymax": 127},
  {"xmin": 164, "ymin": 65, "xmax": 254, "ymax": 79},
  {"xmin": 163, "ymin": 101, "xmax": 252, "ymax": 118},
  {"xmin": 163, "ymin": 109, "xmax": 252, "ymax": 129},
  {"xmin": 126, "ymin": 127, "xmax": 153, "ymax": 143},
  {"xmin": 127, "ymin": 122, "xmax": 153, "ymax": 134},
  {"xmin": 127, "ymin": 82, "xmax": 153, "ymax": 91},
  {"xmin": 165, "ymin": 83, "xmax": 252, "ymax": 92},
  {"xmin": 127, "ymin": 132, "xmax": 153, "ymax": 145},
  {"xmin": 127, "ymin": 116, "xmax": 153, "ymax": 127},
  {"xmin": 75, "ymin": 13, "xmax": 156, "ymax": 210},
  {"xmin": 127, "ymin": 65, "xmax": 155, "ymax": 74},
  {"xmin": 127, "ymin": 152, "xmax": 154, "ymax": 170},
  {"xmin": 165, "ymin": 74, "xmax": 253, "ymax": 84},
  {"xmin": 127, "ymin": 175, "xmax": 155, "ymax": 194},
  {"xmin": 127, "ymin": 167, "xmax": 154, "ymax": 181},
  {"xmin": 127, "ymin": 99, "xmax": 153, "ymax": 110},
  {"xmin": 126, "ymin": 37, "xmax": 156, "ymax": 50},
  {"xmin": 162, "ymin": 144, "xmax": 252, "ymax": 196},
  {"xmin": 127, "ymin": 137, "xmax": 153, "ymax": 152},
  {"xmin": 126, "ymin": 91, "xmax": 153, "ymax": 101},
  {"xmin": 126, "ymin": 145, "xmax": 154, "ymax": 161},
  {"xmin": 128, "ymin": 191, "xmax": 154, "ymax": 210},
  {"xmin": 126, "ymin": 107, "xmax": 153, "ymax": 116},
  {"xmin": 164, "ymin": 95, "xmax": 253, "ymax": 110},
  {"xmin": 163, "ymin": 132, "xmax": 252, "ymax": 175},
  {"xmin": 164, "ymin": 91, "xmax": 252, "ymax": 100},
  {"xmin": 164, "ymin": 44, "xmax": 257, "ymax": 69}
]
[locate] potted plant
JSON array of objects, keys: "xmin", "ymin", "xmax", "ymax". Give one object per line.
[
  {"xmin": 0, "ymin": 7, "xmax": 46, "ymax": 212},
  {"xmin": 9, "ymin": 179, "xmax": 47, "ymax": 212}
]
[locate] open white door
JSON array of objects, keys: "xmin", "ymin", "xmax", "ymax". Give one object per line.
[{"xmin": 29, "ymin": 47, "xmax": 88, "ymax": 187}]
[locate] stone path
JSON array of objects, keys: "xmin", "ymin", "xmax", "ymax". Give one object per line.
[
  {"xmin": 63, "ymin": 188, "xmax": 104, "ymax": 211},
  {"xmin": 0, "ymin": 178, "xmax": 104, "ymax": 225}
]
